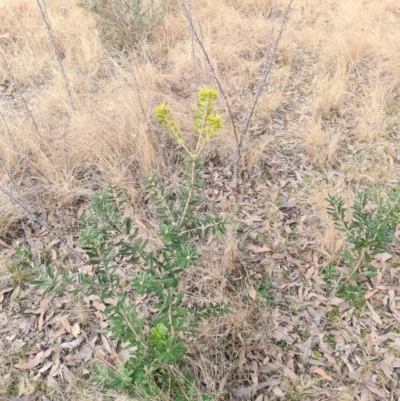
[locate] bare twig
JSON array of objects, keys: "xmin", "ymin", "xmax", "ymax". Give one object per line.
[
  {"xmin": 0, "ymin": 109, "xmax": 47, "ymax": 224},
  {"xmin": 234, "ymin": 0, "xmax": 294, "ymax": 188},
  {"xmin": 0, "ymin": 49, "xmax": 42, "ymax": 140},
  {"xmin": 0, "ymin": 154, "xmax": 42, "ymax": 247},
  {"xmin": 0, "ymin": 156, "xmax": 34, "ymax": 221},
  {"xmin": 0, "ymin": 110, "xmax": 18, "ymax": 154},
  {"xmin": 108, "ymin": 50, "xmax": 150, "ymax": 130},
  {"xmin": 36, "ymin": 0, "xmax": 75, "ymax": 111},
  {"xmin": 178, "ymin": 0, "xmax": 239, "ymax": 146},
  {"xmin": 180, "ymin": 0, "xmax": 198, "ymax": 94},
  {"xmin": 4, "ymin": 7, "xmax": 35, "ymax": 59}
]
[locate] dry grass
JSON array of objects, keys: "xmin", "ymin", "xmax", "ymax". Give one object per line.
[{"xmin": 1, "ymin": 0, "xmax": 400, "ymax": 399}]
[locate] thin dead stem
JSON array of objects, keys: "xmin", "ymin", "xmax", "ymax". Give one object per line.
[
  {"xmin": 0, "ymin": 110, "xmax": 18, "ymax": 154},
  {"xmin": 36, "ymin": 0, "xmax": 76, "ymax": 111},
  {"xmin": 234, "ymin": 0, "xmax": 294, "ymax": 188},
  {"xmin": 178, "ymin": 154, "xmax": 196, "ymax": 228},
  {"xmin": 4, "ymin": 7, "xmax": 35, "ymax": 59},
  {"xmin": 0, "ymin": 49, "xmax": 42, "ymax": 140},
  {"xmin": 178, "ymin": 0, "xmax": 239, "ymax": 145},
  {"xmin": 0, "ymin": 156, "xmax": 33, "ymax": 219},
  {"xmin": 0, "ymin": 109, "xmax": 48, "ymax": 231}
]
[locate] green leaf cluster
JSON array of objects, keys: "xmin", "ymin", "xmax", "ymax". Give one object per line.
[
  {"xmin": 4, "ymin": 244, "xmax": 36, "ymax": 286},
  {"xmin": 255, "ymin": 279, "xmax": 277, "ymax": 307},
  {"xmin": 324, "ymin": 186, "xmax": 400, "ymax": 304}
]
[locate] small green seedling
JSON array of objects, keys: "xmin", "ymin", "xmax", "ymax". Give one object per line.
[{"xmin": 324, "ymin": 186, "xmax": 400, "ymax": 304}]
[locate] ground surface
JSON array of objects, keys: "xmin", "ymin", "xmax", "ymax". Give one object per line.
[{"xmin": 1, "ymin": 0, "xmax": 400, "ymax": 400}]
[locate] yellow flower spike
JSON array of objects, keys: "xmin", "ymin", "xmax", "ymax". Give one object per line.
[
  {"xmin": 155, "ymin": 103, "xmax": 183, "ymax": 144},
  {"xmin": 198, "ymin": 87, "xmax": 218, "ymax": 103},
  {"xmin": 155, "ymin": 88, "xmax": 223, "ymax": 150}
]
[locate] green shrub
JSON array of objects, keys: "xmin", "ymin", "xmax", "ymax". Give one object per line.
[
  {"xmin": 79, "ymin": 0, "xmax": 166, "ymax": 47},
  {"xmin": 32, "ymin": 88, "xmax": 228, "ymax": 400},
  {"xmin": 324, "ymin": 186, "xmax": 400, "ymax": 304}
]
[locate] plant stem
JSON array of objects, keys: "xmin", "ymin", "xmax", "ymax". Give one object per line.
[
  {"xmin": 343, "ymin": 249, "xmax": 366, "ymax": 283},
  {"xmin": 179, "ymin": 221, "xmax": 220, "ymax": 236},
  {"xmin": 178, "ymin": 154, "xmax": 197, "ymax": 228},
  {"xmin": 169, "ymin": 304, "xmax": 175, "ymax": 338},
  {"xmin": 153, "ymin": 180, "xmax": 176, "ymax": 224},
  {"xmin": 119, "ymin": 307, "xmax": 149, "ymax": 351}
]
